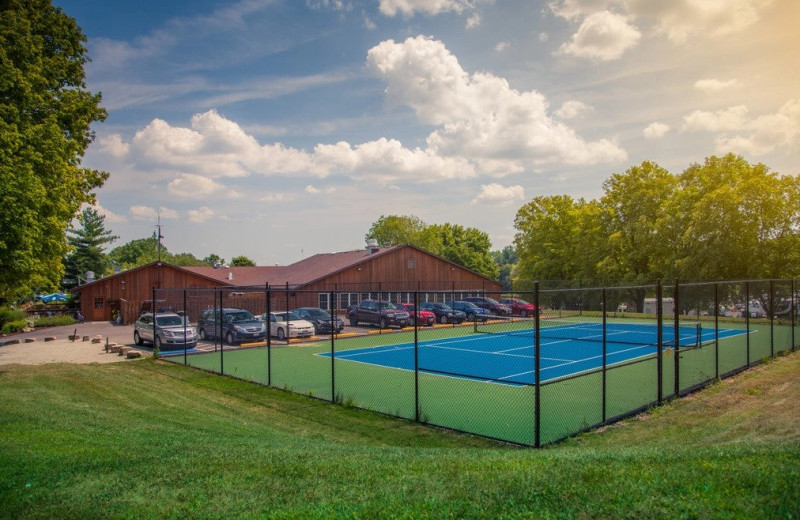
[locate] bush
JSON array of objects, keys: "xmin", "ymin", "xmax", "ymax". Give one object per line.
[
  {"xmin": 34, "ymin": 315, "xmax": 76, "ymax": 328},
  {"xmin": 1, "ymin": 319, "xmax": 29, "ymax": 334},
  {"xmin": 0, "ymin": 307, "xmax": 26, "ymax": 329}
]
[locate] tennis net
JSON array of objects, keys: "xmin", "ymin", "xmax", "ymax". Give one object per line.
[{"xmin": 474, "ymin": 316, "xmax": 702, "ymax": 349}]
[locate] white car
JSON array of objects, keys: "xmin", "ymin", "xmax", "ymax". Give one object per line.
[
  {"xmin": 263, "ymin": 311, "xmax": 315, "ymax": 340},
  {"xmin": 134, "ymin": 312, "xmax": 197, "ymax": 350}
]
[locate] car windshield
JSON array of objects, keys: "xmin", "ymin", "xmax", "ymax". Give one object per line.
[
  {"xmin": 227, "ymin": 311, "xmax": 255, "ymax": 323},
  {"xmin": 156, "ymin": 316, "xmax": 184, "ymax": 327},
  {"xmin": 379, "ymin": 302, "xmax": 398, "ymax": 309},
  {"xmin": 273, "ymin": 311, "xmax": 301, "ymax": 322},
  {"xmin": 305, "ymin": 309, "xmax": 328, "ymax": 318}
]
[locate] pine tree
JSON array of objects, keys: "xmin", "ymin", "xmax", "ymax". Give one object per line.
[{"xmin": 63, "ymin": 207, "xmax": 118, "ymax": 287}]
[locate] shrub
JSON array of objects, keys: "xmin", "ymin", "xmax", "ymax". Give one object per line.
[
  {"xmin": 1, "ymin": 319, "xmax": 29, "ymax": 334},
  {"xmin": 34, "ymin": 315, "xmax": 76, "ymax": 328},
  {"xmin": 0, "ymin": 307, "xmax": 27, "ymax": 329}
]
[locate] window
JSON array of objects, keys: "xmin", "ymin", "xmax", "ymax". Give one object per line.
[
  {"xmin": 318, "ymin": 293, "xmax": 330, "ymax": 310},
  {"xmin": 408, "ymin": 258, "xmax": 415, "ymax": 269},
  {"xmin": 94, "ymin": 297, "xmax": 104, "ymax": 310}
]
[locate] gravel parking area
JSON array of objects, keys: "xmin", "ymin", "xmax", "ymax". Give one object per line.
[{"xmin": 0, "ymin": 322, "xmax": 143, "ymax": 365}]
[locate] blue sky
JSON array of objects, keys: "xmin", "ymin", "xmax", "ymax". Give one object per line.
[{"xmin": 54, "ymin": 0, "xmax": 800, "ymax": 266}]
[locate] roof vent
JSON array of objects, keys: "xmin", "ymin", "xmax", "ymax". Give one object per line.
[
  {"xmin": 366, "ymin": 239, "xmax": 379, "ymax": 254},
  {"xmin": 227, "ymin": 272, "xmax": 233, "ymax": 281}
]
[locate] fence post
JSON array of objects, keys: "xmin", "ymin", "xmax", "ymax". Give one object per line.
[
  {"xmin": 714, "ymin": 282, "xmax": 719, "ymax": 379},
  {"xmin": 674, "ymin": 279, "xmax": 680, "ymax": 397},
  {"xmin": 266, "ymin": 284, "xmax": 271, "ymax": 387},
  {"xmin": 770, "ymin": 280, "xmax": 774, "ymax": 357},
  {"xmin": 183, "ymin": 289, "xmax": 188, "ymax": 365},
  {"xmin": 534, "ymin": 281, "xmax": 541, "ymax": 448},
  {"xmin": 656, "ymin": 280, "xmax": 663, "ymax": 404},
  {"xmin": 330, "ymin": 290, "xmax": 335, "ymax": 403},
  {"xmin": 414, "ymin": 290, "xmax": 420, "ymax": 423},
  {"xmin": 745, "ymin": 281, "xmax": 751, "ymax": 366},
  {"xmin": 601, "ymin": 287, "xmax": 607, "ymax": 423}
]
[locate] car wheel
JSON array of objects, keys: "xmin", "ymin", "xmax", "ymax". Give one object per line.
[
  {"xmin": 349, "ymin": 317, "xmax": 358, "ymax": 327},
  {"xmin": 277, "ymin": 328, "xmax": 286, "ymax": 341},
  {"xmin": 379, "ymin": 318, "xmax": 387, "ymax": 329},
  {"xmin": 466, "ymin": 313, "xmax": 475, "ymax": 321},
  {"xmin": 199, "ymin": 328, "xmax": 208, "ymax": 341},
  {"xmin": 440, "ymin": 315, "xmax": 448, "ymax": 324},
  {"xmin": 225, "ymin": 332, "xmax": 236, "ymax": 345},
  {"xmin": 155, "ymin": 336, "xmax": 163, "ymax": 350},
  {"xmin": 134, "ymin": 331, "xmax": 144, "ymax": 346},
  {"xmin": 520, "ymin": 310, "xmax": 528, "ymax": 317}
]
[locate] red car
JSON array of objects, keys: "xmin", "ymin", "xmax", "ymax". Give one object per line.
[
  {"xmin": 398, "ymin": 303, "xmax": 436, "ymax": 326},
  {"xmin": 498, "ymin": 298, "xmax": 539, "ymax": 317}
]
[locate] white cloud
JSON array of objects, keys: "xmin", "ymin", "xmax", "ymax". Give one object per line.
[
  {"xmin": 379, "ymin": 0, "xmax": 478, "ymax": 17},
  {"xmin": 187, "ymin": 206, "xmax": 216, "ymax": 223},
  {"xmin": 694, "ymin": 78, "xmax": 740, "ymax": 93},
  {"xmin": 92, "ymin": 203, "xmax": 127, "ymax": 224},
  {"xmin": 466, "ymin": 13, "xmax": 481, "ymax": 28},
  {"xmin": 683, "ymin": 106, "xmax": 749, "ymax": 132},
  {"xmin": 555, "ymin": 100, "xmax": 593, "ymax": 119},
  {"xmin": 471, "ymin": 183, "xmax": 525, "ymax": 206},
  {"xmin": 367, "ymin": 36, "xmax": 626, "ymax": 166},
  {"xmin": 683, "ymin": 99, "xmax": 800, "ymax": 156},
  {"xmin": 167, "ymin": 174, "xmax": 229, "ymax": 199},
  {"xmin": 129, "ymin": 205, "xmax": 177, "ymax": 221},
  {"xmin": 494, "ymin": 41, "xmax": 509, "ymax": 52},
  {"xmin": 643, "ymin": 122, "xmax": 670, "ymax": 139},
  {"xmin": 558, "ymin": 10, "xmax": 641, "ymax": 61}
]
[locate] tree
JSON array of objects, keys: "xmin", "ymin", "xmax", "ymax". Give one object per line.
[
  {"xmin": 203, "ymin": 254, "xmax": 225, "ymax": 267},
  {"xmin": 365, "ymin": 215, "xmax": 429, "ymax": 247},
  {"xmin": 513, "ymin": 195, "xmax": 605, "ymax": 286},
  {"xmin": 0, "ymin": 1, "xmax": 108, "ymax": 301},
  {"xmin": 230, "ymin": 255, "xmax": 256, "ymax": 267},
  {"xmin": 491, "ymin": 246, "xmax": 518, "ymax": 291},
  {"xmin": 108, "ymin": 237, "xmax": 164, "ymax": 270},
  {"xmin": 63, "ymin": 206, "xmax": 118, "ymax": 286}
]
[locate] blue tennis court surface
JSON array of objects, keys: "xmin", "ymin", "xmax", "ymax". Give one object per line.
[{"xmin": 322, "ymin": 322, "xmax": 747, "ymax": 385}]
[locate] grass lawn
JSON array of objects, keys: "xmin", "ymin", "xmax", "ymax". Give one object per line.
[{"xmin": 1, "ymin": 350, "xmax": 798, "ymax": 519}]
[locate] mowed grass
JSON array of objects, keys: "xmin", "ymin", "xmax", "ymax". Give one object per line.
[{"xmin": 1, "ymin": 351, "xmax": 799, "ymax": 519}]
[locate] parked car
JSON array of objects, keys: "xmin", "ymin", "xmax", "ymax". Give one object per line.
[
  {"xmin": 346, "ymin": 300, "xmax": 411, "ymax": 328},
  {"xmin": 419, "ymin": 302, "xmax": 466, "ymax": 324},
  {"xmin": 498, "ymin": 298, "xmax": 539, "ymax": 317},
  {"xmin": 263, "ymin": 311, "xmax": 316, "ymax": 340},
  {"xmin": 397, "ymin": 302, "xmax": 436, "ymax": 326},
  {"xmin": 461, "ymin": 297, "xmax": 512, "ymax": 316},
  {"xmin": 134, "ymin": 312, "xmax": 197, "ymax": 350},
  {"xmin": 447, "ymin": 301, "xmax": 492, "ymax": 322},
  {"xmin": 197, "ymin": 308, "xmax": 266, "ymax": 345},
  {"xmin": 293, "ymin": 307, "xmax": 345, "ymax": 334}
]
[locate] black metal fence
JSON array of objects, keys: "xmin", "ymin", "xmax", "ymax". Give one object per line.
[{"xmin": 155, "ymin": 279, "xmax": 798, "ymax": 446}]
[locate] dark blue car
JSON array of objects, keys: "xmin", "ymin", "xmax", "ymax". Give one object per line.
[{"xmin": 447, "ymin": 301, "xmax": 492, "ymax": 322}]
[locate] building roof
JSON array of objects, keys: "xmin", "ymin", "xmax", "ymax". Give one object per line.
[{"xmin": 183, "ymin": 245, "xmax": 407, "ymax": 286}]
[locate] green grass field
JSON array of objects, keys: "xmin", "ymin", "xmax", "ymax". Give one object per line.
[
  {"xmin": 1, "ymin": 348, "xmax": 798, "ymax": 518},
  {"xmin": 168, "ymin": 317, "xmax": 797, "ymax": 445}
]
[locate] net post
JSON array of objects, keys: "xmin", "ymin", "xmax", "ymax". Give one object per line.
[
  {"xmin": 656, "ymin": 280, "xmax": 663, "ymax": 404},
  {"xmin": 534, "ymin": 280, "xmax": 541, "ymax": 448}
]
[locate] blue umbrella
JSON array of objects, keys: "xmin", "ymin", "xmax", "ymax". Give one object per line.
[{"xmin": 38, "ymin": 293, "xmax": 68, "ymax": 303}]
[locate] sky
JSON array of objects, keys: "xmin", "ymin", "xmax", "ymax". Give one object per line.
[{"xmin": 53, "ymin": 0, "xmax": 800, "ymax": 267}]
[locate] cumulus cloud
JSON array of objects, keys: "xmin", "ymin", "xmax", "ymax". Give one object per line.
[
  {"xmin": 643, "ymin": 122, "xmax": 670, "ymax": 138},
  {"xmin": 555, "ymin": 100, "xmax": 593, "ymax": 119},
  {"xmin": 91, "ymin": 203, "xmax": 127, "ymax": 224},
  {"xmin": 367, "ymin": 36, "xmax": 626, "ymax": 166},
  {"xmin": 471, "ymin": 183, "xmax": 525, "ymax": 206},
  {"xmin": 466, "ymin": 13, "xmax": 481, "ymax": 28},
  {"xmin": 129, "ymin": 205, "xmax": 177, "ymax": 221},
  {"xmin": 494, "ymin": 41, "xmax": 509, "ymax": 52},
  {"xmin": 557, "ymin": 11, "xmax": 641, "ymax": 61},
  {"xmin": 550, "ymin": 0, "xmax": 774, "ymax": 50},
  {"xmin": 694, "ymin": 78, "xmax": 740, "ymax": 93},
  {"xmin": 379, "ymin": 0, "xmax": 478, "ymax": 17},
  {"xmin": 168, "ymin": 174, "xmax": 232, "ymax": 199},
  {"xmin": 683, "ymin": 99, "xmax": 800, "ymax": 156},
  {"xmin": 187, "ymin": 206, "xmax": 216, "ymax": 223}
]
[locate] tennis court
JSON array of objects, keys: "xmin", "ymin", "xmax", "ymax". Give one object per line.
[{"xmin": 320, "ymin": 320, "xmax": 747, "ymax": 385}]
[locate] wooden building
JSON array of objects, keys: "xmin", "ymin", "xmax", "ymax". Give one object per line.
[{"xmin": 72, "ymin": 244, "xmax": 502, "ymax": 324}]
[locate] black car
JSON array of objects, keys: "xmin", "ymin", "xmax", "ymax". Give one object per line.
[
  {"xmin": 197, "ymin": 308, "xmax": 266, "ymax": 345},
  {"xmin": 446, "ymin": 301, "xmax": 492, "ymax": 322},
  {"xmin": 419, "ymin": 302, "xmax": 466, "ymax": 324},
  {"xmin": 293, "ymin": 307, "xmax": 345, "ymax": 334}
]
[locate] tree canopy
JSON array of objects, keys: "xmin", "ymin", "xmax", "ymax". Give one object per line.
[
  {"xmin": 366, "ymin": 215, "xmax": 499, "ymax": 279},
  {"xmin": 0, "ymin": 0, "xmax": 108, "ymax": 301},
  {"xmin": 513, "ymin": 154, "xmax": 800, "ymax": 290}
]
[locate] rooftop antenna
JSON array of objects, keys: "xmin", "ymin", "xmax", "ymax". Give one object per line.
[{"xmin": 156, "ymin": 211, "xmax": 164, "ymax": 262}]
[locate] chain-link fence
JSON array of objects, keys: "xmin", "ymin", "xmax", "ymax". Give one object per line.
[{"xmin": 153, "ymin": 279, "xmax": 798, "ymax": 446}]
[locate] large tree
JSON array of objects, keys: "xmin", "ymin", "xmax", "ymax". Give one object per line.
[
  {"xmin": 0, "ymin": 0, "xmax": 108, "ymax": 301},
  {"xmin": 63, "ymin": 206, "xmax": 118, "ymax": 286}
]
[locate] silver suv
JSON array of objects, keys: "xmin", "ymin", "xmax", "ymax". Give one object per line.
[{"xmin": 134, "ymin": 312, "xmax": 197, "ymax": 350}]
